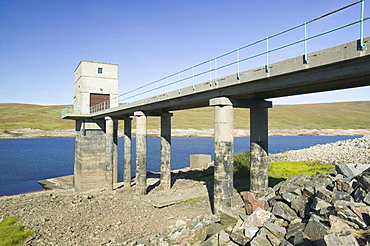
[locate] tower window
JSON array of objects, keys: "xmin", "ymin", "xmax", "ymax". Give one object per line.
[{"xmin": 98, "ymin": 67, "xmax": 103, "ymax": 74}]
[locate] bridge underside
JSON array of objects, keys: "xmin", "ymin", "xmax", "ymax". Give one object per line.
[{"xmin": 68, "ymin": 37, "xmax": 369, "ymax": 213}]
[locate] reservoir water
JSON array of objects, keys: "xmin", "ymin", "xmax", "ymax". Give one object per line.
[{"xmin": 0, "ymin": 136, "xmax": 360, "ymax": 196}]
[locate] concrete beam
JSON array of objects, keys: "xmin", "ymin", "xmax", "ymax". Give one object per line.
[
  {"xmin": 123, "ymin": 116, "xmax": 133, "ymax": 188},
  {"xmin": 160, "ymin": 112, "xmax": 173, "ymax": 189},
  {"xmin": 211, "ymin": 97, "xmax": 234, "ymax": 213},
  {"xmin": 250, "ymin": 106, "xmax": 270, "ymax": 198},
  {"xmin": 134, "ymin": 111, "xmax": 147, "ymax": 195},
  {"xmin": 210, "ymin": 97, "xmax": 272, "ymax": 108}
]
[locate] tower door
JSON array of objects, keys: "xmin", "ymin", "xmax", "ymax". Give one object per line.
[{"xmin": 90, "ymin": 93, "xmax": 110, "ymax": 113}]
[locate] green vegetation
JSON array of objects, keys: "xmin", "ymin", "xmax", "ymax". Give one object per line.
[
  {"xmin": 0, "ymin": 217, "xmax": 34, "ymax": 246},
  {"xmin": 0, "ymin": 101, "xmax": 369, "ymax": 130},
  {"xmin": 232, "ymin": 150, "xmax": 334, "ymax": 188}
]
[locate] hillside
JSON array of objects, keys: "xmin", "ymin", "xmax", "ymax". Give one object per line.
[{"xmin": 0, "ymin": 101, "xmax": 369, "ymax": 131}]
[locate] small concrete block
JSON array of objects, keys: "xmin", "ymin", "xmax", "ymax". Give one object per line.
[{"xmin": 190, "ymin": 154, "xmax": 211, "ymax": 169}]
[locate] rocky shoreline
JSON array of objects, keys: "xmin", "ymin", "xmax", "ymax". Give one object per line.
[
  {"xmin": 1, "ymin": 136, "xmax": 370, "ymax": 245},
  {"xmin": 270, "ymin": 135, "xmax": 370, "ymax": 165},
  {"xmin": 1, "ymin": 128, "xmax": 370, "ymax": 139}
]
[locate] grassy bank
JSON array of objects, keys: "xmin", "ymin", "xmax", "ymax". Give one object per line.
[
  {"xmin": 233, "ymin": 150, "xmax": 334, "ymax": 189},
  {"xmin": 0, "ymin": 101, "xmax": 369, "ymax": 131}
]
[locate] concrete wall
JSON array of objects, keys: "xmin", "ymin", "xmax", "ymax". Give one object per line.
[{"xmin": 74, "ymin": 61, "xmax": 119, "ymax": 115}]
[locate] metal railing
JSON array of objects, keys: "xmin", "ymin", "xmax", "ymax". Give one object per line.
[{"xmin": 62, "ymin": 0, "xmax": 368, "ymax": 118}]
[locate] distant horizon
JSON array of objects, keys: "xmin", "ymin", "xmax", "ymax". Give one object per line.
[{"xmin": 1, "ymin": 99, "xmax": 369, "ymax": 107}]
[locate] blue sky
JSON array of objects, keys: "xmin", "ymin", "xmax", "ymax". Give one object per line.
[{"xmin": 0, "ymin": 0, "xmax": 369, "ymax": 106}]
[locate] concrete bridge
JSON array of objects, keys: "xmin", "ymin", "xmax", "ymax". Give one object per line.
[{"xmin": 63, "ymin": 36, "xmax": 370, "ymax": 213}]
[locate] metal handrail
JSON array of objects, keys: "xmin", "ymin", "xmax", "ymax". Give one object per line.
[{"xmin": 61, "ymin": 0, "xmax": 368, "ymax": 118}]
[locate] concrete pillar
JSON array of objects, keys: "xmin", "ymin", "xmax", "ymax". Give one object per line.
[
  {"xmin": 250, "ymin": 107, "xmax": 269, "ymax": 197},
  {"xmin": 160, "ymin": 112, "xmax": 173, "ymax": 189},
  {"xmin": 135, "ymin": 111, "xmax": 147, "ymax": 195},
  {"xmin": 113, "ymin": 119, "xmax": 118, "ymax": 183},
  {"xmin": 210, "ymin": 97, "xmax": 234, "ymax": 213},
  {"xmin": 74, "ymin": 119, "xmax": 107, "ymax": 191},
  {"xmin": 123, "ymin": 116, "xmax": 133, "ymax": 188},
  {"xmin": 105, "ymin": 117, "xmax": 115, "ymax": 190}
]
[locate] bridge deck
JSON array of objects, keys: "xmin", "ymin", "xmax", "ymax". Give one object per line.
[{"xmin": 63, "ymin": 37, "xmax": 370, "ymax": 120}]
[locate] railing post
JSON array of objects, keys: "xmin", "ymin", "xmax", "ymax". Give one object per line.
[
  {"xmin": 265, "ymin": 37, "xmax": 270, "ymax": 73},
  {"xmin": 360, "ymin": 0, "xmax": 366, "ymax": 50},
  {"xmin": 304, "ymin": 22, "xmax": 309, "ymax": 64},
  {"xmin": 236, "ymin": 48, "xmax": 240, "ymax": 80}
]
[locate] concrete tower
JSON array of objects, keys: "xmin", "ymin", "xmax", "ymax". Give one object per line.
[{"xmin": 74, "ymin": 61, "xmax": 118, "ymax": 115}]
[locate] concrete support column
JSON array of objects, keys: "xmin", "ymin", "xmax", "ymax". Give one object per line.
[
  {"xmin": 135, "ymin": 111, "xmax": 147, "ymax": 195},
  {"xmin": 123, "ymin": 116, "xmax": 133, "ymax": 188},
  {"xmin": 113, "ymin": 119, "xmax": 118, "ymax": 183},
  {"xmin": 105, "ymin": 117, "xmax": 115, "ymax": 190},
  {"xmin": 250, "ymin": 107, "xmax": 269, "ymax": 197},
  {"xmin": 210, "ymin": 97, "xmax": 234, "ymax": 213},
  {"xmin": 160, "ymin": 112, "xmax": 173, "ymax": 189}
]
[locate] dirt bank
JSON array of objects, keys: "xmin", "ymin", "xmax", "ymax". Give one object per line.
[{"xmin": 1, "ymin": 128, "xmax": 370, "ymax": 139}]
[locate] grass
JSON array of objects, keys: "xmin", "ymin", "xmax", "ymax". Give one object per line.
[
  {"xmin": 233, "ymin": 150, "xmax": 334, "ymax": 188},
  {"xmin": 0, "ymin": 101, "xmax": 370, "ymax": 130},
  {"xmin": 0, "ymin": 217, "xmax": 34, "ymax": 246}
]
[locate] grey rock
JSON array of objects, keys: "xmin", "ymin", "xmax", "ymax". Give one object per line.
[
  {"xmin": 293, "ymin": 232, "xmax": 310, "ymax": 246},
  {"xmin": 363, "ymin": 192, "xmax": 370, "ymax": 206},
  {"xmin": 290, "ymin": 196, "xmax": 309, "ymax": 218},
  {"xmin": 332, "ymin": 191, "xmax": 353, "ymax": 202},
  {"xmin": 263, "ymin": 221, "xmax": 286, "ymax": 238},
  {"xmin": 310, "ymin": 197, "xmax": 335, "ymax": 215},
  {"xmin": 250, "ymin": 228, "xmax": 274, "ymax": 246},
  {"xmin": 281, "ymin": 192, "xmax": 298, "ymax": 203},
  {"xmin": 285, "ymin": 221, "xmax": 305, "ymax": 239},
  {"xmin": 302, "ymin": 187, "xmax": 315, "ymax": 198},
  {"xmin": 329, "ymin": 215, "xmax": 359, "ymax": 231},
  {"xmin": 279, "ymin": 240, "xmax": 293, "ymax": 246},
  {"xmin": 219, "ymin": 206, "xmax": 240, "ymax": 226},
  {"xmin": 203, "ymin": 234, "xmax": 219, "ymax": 246},
  {"xmin": 244, "ymin": 226, "xmax": 259, "ymax": 239},
  {"xmin": 335, "ymin": 164, "xmax": 370, "ymax": 179},
  {"xmin": 219, "ymin": 230, "xmax": 231, "ymax": 246},
  {"xmin": 337, "ymin": 209, "xmax": 367, "ymax": 229},
  {"xmin": 316, "ymin": 187, "xmax": 333, "ymax": 203},
  {"xmin": 356, "ymin": 172, "xmax": 370, "ymax": 192},
  {"xmin": 303, "ymin": 214, "xmax": 330, "ymax": 242},
  {"xmin": 272, "ymin": 202, "xmax": 298, "ymax": 222},
  {"xmin": 206, "ymin": 222, "xmax": 225, "ymax": 236},
  {"xmin": 324, "ymin": 233, "xmax": 360, "ymax": 246},
  {"xmin": 352, "ymin": 187, "xmax": 366, "ymax": 202}
]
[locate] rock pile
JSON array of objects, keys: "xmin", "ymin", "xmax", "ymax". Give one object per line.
[
  {"xmin": 270, "ymin": 135, "xmax": 370, "ymax": 164},
  {"xmin": 154, "ymin": 164, "xmax": 370, "ymax": 245}
]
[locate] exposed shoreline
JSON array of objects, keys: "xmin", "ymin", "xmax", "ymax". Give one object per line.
[{"xmin": 1, "ymin": 128, "xmax": 370, "ymax": 139}]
